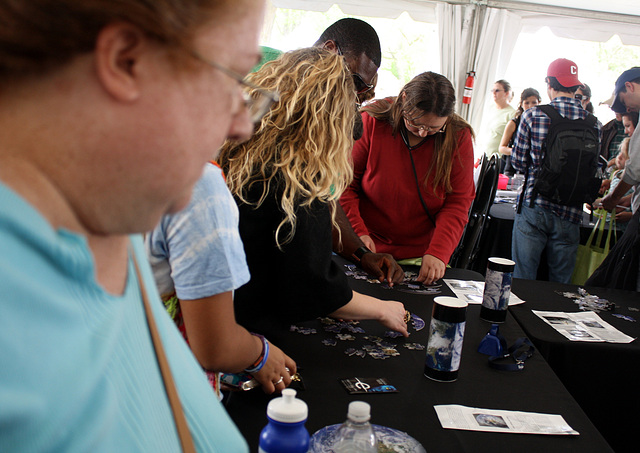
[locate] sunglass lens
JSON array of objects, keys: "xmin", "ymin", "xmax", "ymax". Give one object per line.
[{"xmin": 353, "ymin": 75, "xmax": 370, "ymax": 94}]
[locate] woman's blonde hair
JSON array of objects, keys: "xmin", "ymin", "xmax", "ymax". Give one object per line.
[
  {"xmin": 362, "ymin": 71, "xmax": 474, "ymax": 196},
  {"xmin": 218, "ymin": 47, "xmax": 356, "ymax": 246}
]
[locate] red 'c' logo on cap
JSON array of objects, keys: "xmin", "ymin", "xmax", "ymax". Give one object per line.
[{"xmin": 571, "ymin": 66, "xmax": 577, "ymax": 74}]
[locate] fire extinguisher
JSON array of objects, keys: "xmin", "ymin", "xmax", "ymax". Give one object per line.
[{"xmin": 462, "ymin": 71, "xmax": 475, "ymax": 104}]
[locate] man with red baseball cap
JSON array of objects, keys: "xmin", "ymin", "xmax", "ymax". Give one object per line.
[{"xmin": 509, "ymin": 58, "xmax": 602, "ymax": 283}]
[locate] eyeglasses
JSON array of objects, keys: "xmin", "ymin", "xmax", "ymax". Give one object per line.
[
  {"xmin": 335, "ymin": 44, "xmax": 374, "ymax": 95},
  {"xmin": 190, "ymin": 51, "xmax": 279, "ymax": 124},
  {"xmin": 403, "ymin": 114, "xmax": 447, "ymax": 134},
  {"xmin": 575, "ymin": 93, "xmax": 589, "ymax": 101}
]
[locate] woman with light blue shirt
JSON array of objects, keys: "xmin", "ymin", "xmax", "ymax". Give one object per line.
[{"xmin": 0, "ymin": 0, "xmax": 267, "ymax": 451}]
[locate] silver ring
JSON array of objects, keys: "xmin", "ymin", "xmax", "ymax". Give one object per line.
[{"xmin": 274, "ymin": 376, "xmax": 284, "ymax": 385}]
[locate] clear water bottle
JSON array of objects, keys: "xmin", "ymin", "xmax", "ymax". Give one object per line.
[
  {"xmin": 332, "ymin": 401, "xmax": 377, "ymax": 453},
  {"xmin": 259, "ymin": 389, "xmax": 310, "ymax": 453}
]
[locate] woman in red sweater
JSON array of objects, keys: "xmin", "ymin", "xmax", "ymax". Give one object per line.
[{"xmin": 340, "ymin": 71, "xmax": 475, "ymax": 284}]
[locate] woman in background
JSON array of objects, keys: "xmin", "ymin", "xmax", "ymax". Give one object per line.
[
  {"xmin": 576, "ymin": 84, "xmax": 594, "ymax": 113},
  {"xmin": 218, "ymin": 48, "xmax": 409, "ymax": 337},
  {"xmin": 340, "ymin": 71, "xmax": 475, "ymax": 285},
  {"xmin": 499, "ymin": 87, "xmax": 542, "ymax": 175}
]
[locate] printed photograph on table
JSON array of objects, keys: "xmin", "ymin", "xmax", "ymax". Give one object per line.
[{"xmin": 474, "ymin": 413, "xmax": 509, "ymax": 429}]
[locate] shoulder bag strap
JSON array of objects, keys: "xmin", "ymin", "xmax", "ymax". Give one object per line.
[
  {"xmin": 132, "ymin": 249, "xmax": 196, "ymax": 453},
  {"xmin": 400, "ymin": 128, "xmax": 436, "ymax": 227}
]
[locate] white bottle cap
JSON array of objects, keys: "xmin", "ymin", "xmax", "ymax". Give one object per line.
[
  {"xmin": 267, "ymin": 389, "xmax": 308, "ymax": 423},
  {"xmin": 347, "ymin": 401, "xmax": 371, "ymax": 422}
]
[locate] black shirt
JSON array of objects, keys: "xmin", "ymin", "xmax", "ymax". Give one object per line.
[{"xmin": 233, "ymin": 181, "xmax": 353, "ymax": 334}]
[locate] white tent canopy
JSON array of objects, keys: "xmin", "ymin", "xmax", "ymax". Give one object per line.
[
  {"xmin": 270, "ymin": 0, "xmax": 640, "ymax": 130},
  {"xmin": 271, "ymin": 0, "xmax": 640, "ymax": 43}
]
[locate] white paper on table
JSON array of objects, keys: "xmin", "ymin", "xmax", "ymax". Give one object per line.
[
  {"xmin": 434, "ymin": 404, "xmax": 579, "ymax": 436},
  {"xmin": 532, "ymin": 310, "xmax": 636, "ymax": 343},
  {"xmin": 444, "ymin": 279, "xmax": 525, "ymax": 306}
]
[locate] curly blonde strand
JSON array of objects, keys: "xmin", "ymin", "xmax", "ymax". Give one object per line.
[{"xmin": 218, "ymin": 47, "xmax": 356, "ymax": 247}]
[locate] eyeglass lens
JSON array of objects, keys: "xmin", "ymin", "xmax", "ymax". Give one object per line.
[
  {"xmin": 405, "ymin": 117, "xmax": 446, "ymax": 133},
  {"xmin": 242, "ymin": 90, "xmax": 277, "ymax": 124},
  {"xmin": 190, "ymin": 51, "xmax": 278, "ymax": 124}
]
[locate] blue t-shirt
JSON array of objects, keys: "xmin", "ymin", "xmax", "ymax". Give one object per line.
[
  {"xmin": 146, "ymin": 164, "xmax": 250, "ymax": 300},
  {"xmin": 0, "ymin": 181, "xmax": 248, "ymax": 452}
]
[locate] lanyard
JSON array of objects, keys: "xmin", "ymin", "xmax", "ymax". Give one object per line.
[
  {"xmin": 488, "ymin": 337, "xmax": 536, "ymax": 371},
  {"xmin": 479, "ymin": 324, "xmax": 535, "ymax": 372}
]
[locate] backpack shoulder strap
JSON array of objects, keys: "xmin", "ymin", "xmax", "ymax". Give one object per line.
[
  {"xmin": 537, "ymin": 104, "xmax": 562, "ymax": 121},
  {"xmin": 527, "ymin": 105, "xmax": 560, "ymax": 208}
]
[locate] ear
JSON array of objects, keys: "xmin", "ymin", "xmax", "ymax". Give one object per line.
[
  {"xmin": 321, "ymin": 40, "xmax": 339, "ymax": 54},
  {"xmin": 627, "ymin": 81, "xmax": 637, "ymax": 94},
  {"xmin": 94, "ymin": 23, "xmax": 148, "ymax": 102}
]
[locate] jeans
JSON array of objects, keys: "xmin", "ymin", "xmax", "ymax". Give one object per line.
[{"xmin": 512, "ymin": 204, "xmax": 580, "ymax": 283}]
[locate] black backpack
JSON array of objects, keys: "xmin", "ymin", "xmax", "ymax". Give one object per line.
[{"xmin": 529, "ymin": 105, "xmax": 601, "ymax": 207}]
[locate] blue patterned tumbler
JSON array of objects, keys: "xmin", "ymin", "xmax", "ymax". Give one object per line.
[
  {"xmin": 424, "ymin": 296, "xmax": 468, "ymax": 382},
  {"xmin": 480, "ymin": 257, "xmax": 515, "ymax": 323}
]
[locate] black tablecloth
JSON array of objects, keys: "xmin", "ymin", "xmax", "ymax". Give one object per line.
[
  {"xmin": 509, "ymin": 279, "xmax": 640, "ymax": 453},
  {"xmin": 473, "ymin": 201, "xmax": 616, "ymax": 276},
  {"xmin": 224, "ymin": 257, "xmax": 613, "ymax": 452}
]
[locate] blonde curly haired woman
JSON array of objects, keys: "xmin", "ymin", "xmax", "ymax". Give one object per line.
[{"xmin": 218, "ymin": 47, "xmax": 408, "ymax": 337}]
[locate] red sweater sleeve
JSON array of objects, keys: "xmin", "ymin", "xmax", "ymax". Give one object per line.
[
  {"xmin": 424, "ymin": 128, "xmax": 476, "ymax": 263},
  {"xmin": 340, "ymin": 112, "xmax": 371, "ymax": 237}
]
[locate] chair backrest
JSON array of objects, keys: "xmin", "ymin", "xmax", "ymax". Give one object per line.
[
  {"xmin": 450, "ymin": 154, "xmax": 500, "ymax": 269},
  {"xmin": 474, "ymin": 154, "xmax": 500, "ymax": 216},
  {"xmin": 473, "ymin": 154, "xmax": 487, "ymax": 190}
]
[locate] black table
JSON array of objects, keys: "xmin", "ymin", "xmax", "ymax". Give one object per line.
[
  {"xmin": 224, "ymin": 257, "xmax": 613, "ymax": 452},
  {"xmin": 473, "ymin": 200, "xmax": 616, "ymax": 276},
  {"xmin": 509, "ymin": 279, "xmax": 640, "ymax": 453}
]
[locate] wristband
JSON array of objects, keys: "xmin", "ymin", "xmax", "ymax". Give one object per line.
[
  {"xmin": 352, "ymin": 245, "xmax": 372, "ymax": 262},
  {"xmin": 244, "ymin": 333, "xmax": 270, "ymax": 374}
]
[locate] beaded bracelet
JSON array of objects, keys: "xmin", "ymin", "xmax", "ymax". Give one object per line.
[{"xmin": 244, "ymin": 333, "xmax": 270, "ymax": 374}]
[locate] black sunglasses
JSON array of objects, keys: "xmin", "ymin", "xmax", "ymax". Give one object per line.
[
  {"xmin": 352, "ymin": 73, "xmax": 374, "ymax": 95},
  {"xmin": 335, "ymin": 43, "xmax": 374, "ymax": 95}
]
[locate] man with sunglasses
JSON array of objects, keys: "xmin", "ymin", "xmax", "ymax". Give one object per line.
[
  {"xmin": 256, "ymin": 18, "xmax": 380, "ymax": 105},
  {"xmin": 313, "ymin": 18, "xmax": 380, "ymax": 105},
  {"xmin": 313, "ymin": 19, "xmax": 405, "ymax": 287}
]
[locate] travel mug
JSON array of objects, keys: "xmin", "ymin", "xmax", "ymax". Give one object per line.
[
  {"xmin": 424, "ymin": 296, "xmax": 468, "ymax": 382},
  {"xmin": 480, "ymin": 258, "xmax": 515, "ymax": 323}
]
